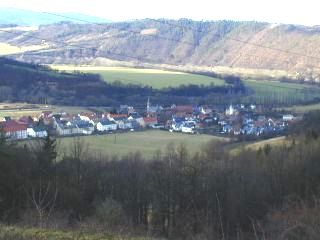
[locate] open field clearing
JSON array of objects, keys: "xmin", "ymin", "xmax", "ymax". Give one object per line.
[
  {"xmin": 281, "ymin": 103, "xmax": 320, "ymax": 113},
  {"xmin": 0, "ymin": 103, "xmax": 96, "ymax": 119},
  {"xmin": 50, "ymin": 130, "xmax": 228, "ymax": 159},
  {"xmin": 243, "ymin": 79, "xmax": 320, "ymax": 104},
  {"xmin": 0, "ymin": 42, "xmax": 48, "ymax": 55},
  {"xmin": 228, "ymin": 136, "xmax": 291, "ymax": 155},
  {"xmin": 0, "ymin": 225, "xmax": 148, "ymax": 240},
  {"xmin": 51, "ymin": 65, "xmax": 320, "ymax": 104},
  {"xmin": 51, "ymin": 65, "xmax": 226, "ymax": 89}
]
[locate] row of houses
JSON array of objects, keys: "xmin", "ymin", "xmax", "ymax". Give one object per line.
[
  {"xmin": 0, "ymin": 102, "xmax": 298, "ymax": 140},
  {"xmin": 0, "ymin": 110, "xmax": 160, "ymax": 140},
  {"xmin": 0, "ymin": 120, "xmax": 47, "ymax": 140}
]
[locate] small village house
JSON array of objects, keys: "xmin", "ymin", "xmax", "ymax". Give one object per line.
[
  {"xmin": 0, "ymin": 120, "xmax": 28, "ymax": 140},
  {"xmin": 96, "ymin": 119, "xmax": 117, "ymax": 132}
]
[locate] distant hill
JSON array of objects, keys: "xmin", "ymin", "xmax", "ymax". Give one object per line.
[
  {"xmin": 1, "ymin": 19, "xmax": 320, "ymax": 81},
  {"xmin": 0, "ymin": 8, "xmax": 110, "ymax": 26}
]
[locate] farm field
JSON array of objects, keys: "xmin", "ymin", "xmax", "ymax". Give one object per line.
[
  {"xmin": 242, "ymin": 79, "xmax": 320, "ymax": 104},
  {"xmin": 0, "ymin": 42, "xmax": 48, "ymax": 56},
  {"xmin": 51, "ymin": 65, "xmax": 320, "ymax": 104},
  {"xmin": 51, "ymin": 65, "xmax": 226, "ymax": 89},
  {"xmin": 0, "ymin": 103, "xmax": 98, "ymax": 119},
  {"xmin": 52, "ymin": 130, "xmax": 228, "ymax": 159},
  {"xmin": 281, "ymin": 103, "xmax": 320, "ymax": 113}
]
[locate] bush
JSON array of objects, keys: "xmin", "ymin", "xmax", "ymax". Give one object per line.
[{"xmin": 95, "ymin": 198, "xmax": 126, "ymax": 227}]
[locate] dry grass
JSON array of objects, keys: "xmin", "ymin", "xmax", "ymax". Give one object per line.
[
  {"xmin": 0, "ymin": 42, "xmax": 48, "ymax": 56},
  {"xmin": 0, "ymin": 103, "xmax": 93, "ymax": 119},
  {"xmin": 229, "ymin": 136, "xmax": 289, "ymax": 155}
]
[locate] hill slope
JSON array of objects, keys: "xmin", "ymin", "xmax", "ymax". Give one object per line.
[{"xmin": 1, "ymin": 19, "xmax": 320, "ymax": 80}]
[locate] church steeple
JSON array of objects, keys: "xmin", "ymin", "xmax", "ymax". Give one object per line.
[{"xmin": 147, "ymin": 97, "xmax": 150, "ymax": 117}]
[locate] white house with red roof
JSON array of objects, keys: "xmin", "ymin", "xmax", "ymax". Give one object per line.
[{"xmin": 0, "ymin": 120, "xmax": 28, "ymax": 140}]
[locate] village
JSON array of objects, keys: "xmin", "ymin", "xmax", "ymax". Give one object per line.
[{"xmin": 0, "ymin": 99, "xmax": 299, "ymax": 141}]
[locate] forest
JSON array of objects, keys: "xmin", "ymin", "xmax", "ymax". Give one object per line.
[{"xmin": 1, "ymin": 111, "xmax": 320, "ymax": 239}]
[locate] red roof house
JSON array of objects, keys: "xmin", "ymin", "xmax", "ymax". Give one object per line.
[{"xmin": 0, "ymin": 120, "xmax": 28, "ymax": 140}]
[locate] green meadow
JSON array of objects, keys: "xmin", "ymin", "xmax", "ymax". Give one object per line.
[
  {"xmin": 51, "ymin": 65, "xmax": 320, "ymax": 104},
  {"xmin": 51, "ymin": 65, "xmax": 226, "ymax": 89},
  {"xmin": 53, "ymin": 130, "xmax": 227, "ymax": 159}
]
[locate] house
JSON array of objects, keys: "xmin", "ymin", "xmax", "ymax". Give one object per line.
[
  {"xmin": 221, "ymin": 124, "xmax": 233, "ymax": 134},
  {"xmin": 200, "ymin": 106, "xmax": 213, "ymax": 115},
  {"xmin": 41, "ymin": 111, "xmax": 53, "ymax": 118},
  {"xmin": 108, "ymin": 115, "xmax": 133, "ymax": 130},
  {"xmin": 27, "ymin": 126, "xmax": 48, "ymax": 138},
  {"xmin": 40, "ymin": 111, "xmax": 54, "ymax": 125},
  {"xmin": 96, "ymin": 119, "xmax": 117, "ymax": 132},
  {"xmin": 283, "ymin": 114, "xmax": 294, "ymax": 121},
  {"xmin": 171, "ymin": 122, "xmax": 183, "ymax": 132},
  {"xmin": 118, "ymin": 119, "xmax": 133, "ymax": 130},
  {"xmin": 128, "ymin": 113, "xmax": 144, "ymax": 127},
  {"xmin": 19, "ymin": 116, "xmax": 34, "ymax": 126},
  {"xmin": 181, "ymin": 122, "xmax": 195, "ymax": 134},
  {"xmin": 174, "ymin": 105, "xmax": 193, "ymax": 113},
  {"xmin": 78, "ymin": 113, "xmax": 96, "ymax": 124},
  {"xmin": 182, "ymin": 126, "xmax": 194, "ymax": 134},
  {"xmin": 250, "ymin": 104, "xmax": 256, "ymax": 110},
  {"xmin": 1, "ymin": 116, "xmax": 11, "ymax": 122},
  {"xmin": 55, "ymin": 120, "xmax": 79, "ymax": 136},
  {"xmin": 74, "ymin": 120, "xmax": 94, "ymax": 135},
  {"xmin": 108, "ymin": 114, "xmax": 128, "ymax": 121},
  {"xmin": 225, "ymin": 104, "xmax": 236, "ymax": 116},
  {"xmin": 0, "ymin": 120, "xmax": 28, "ymax": 140},
  {"xmin": 143, "ymin": 117, "xmax": 158, "ymax": 127},
  {"xmin": 119, "ymin": 105, "xmax": 135, "ymax": 115}
]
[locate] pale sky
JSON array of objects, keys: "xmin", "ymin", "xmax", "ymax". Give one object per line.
[{"xmin": 0, "ymin": 0, "xmax": 319, "ymax": 26}]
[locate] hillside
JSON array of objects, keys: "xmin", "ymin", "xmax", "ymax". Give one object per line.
[{"xmin": 1, "ymin": 19, "xmax": 320, "ymax": 80}]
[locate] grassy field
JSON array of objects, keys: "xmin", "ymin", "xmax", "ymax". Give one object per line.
[
  {"xmin": 243, "ymin": 79, "xmax": 320, "ymax": 104},
  {"xmin": 51, "ymin": 65, "xmax": 320, "ymax": 104},
  {"xmin": 0, "ymin": 42, "xmax": 48, "ymax": 56},
  {"xmin": 52, "ymin": 130, "xmax": 227, "ymax": 159},
  {"xmin": 228, "ymin": 136, "xmax": 290, "ymax": 155},
  {"xmin": 51, "ymin": 65, "xmax": 226, "ymax": 89},
  {"xmin": 0, "ymin": 103, "xmax": 98, "ymax": 119},
  {"xmin": 280, "ymin": 103, "xmax": 320, "ymax": 114},
  {"xmin": 0, "ymin": 225, "xmax": 147, "ymax": 240}
]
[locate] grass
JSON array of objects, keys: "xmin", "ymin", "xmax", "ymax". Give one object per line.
[
  {"xmin": 242, "ymin": 79, "xmax": 320, "ymax": 104},
  {"xmin": 228, "ymin": 136, "xmax": 290, "ymax": 155},
  {"xmin": 0, "ymin": 103, "xmax": 96, "ymax": 119},
  {"xmin": 0, "ymin": 224, "xmax": 148, "ymax": 240},
  {"xmin": 53, "ymin": 130, "xmax": 227, "ymax": 159},
  {"xmin": 50, "ymin": 65, "xmax": 320, "ymax": 104},
  {"xmin": 0, "ymin": 42, "xmax": 48, "ymax": 56},
  {"xmin": 280, "ymin": 103, "xmax": 320, "ymax": 114},
  {"xmin": 51, "ymin": 65, "xmax": 226, "ymax": 89}
]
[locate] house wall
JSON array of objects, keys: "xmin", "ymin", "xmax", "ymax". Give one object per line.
[
  {"xmin": 97, "ymin": 123, "xmax": 117, "ymax": 132},
  {"xmin": 6, "ymin": 130, "xmax": 28, "ymax": 140}
]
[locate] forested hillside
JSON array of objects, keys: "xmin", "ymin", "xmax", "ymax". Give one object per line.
[{"xmin": 1, "ymin": 20, "xmax": 320, "ymax": 80}]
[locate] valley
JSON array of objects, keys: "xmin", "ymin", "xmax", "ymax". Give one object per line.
[{"xmin": 1, "ymin": 6, "xmax": 320, "ymax": 240}]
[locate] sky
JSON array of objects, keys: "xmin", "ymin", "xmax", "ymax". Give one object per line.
[{"xmin": 0, "ymin": 0, "xmax": 319, "ymax": 26}]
